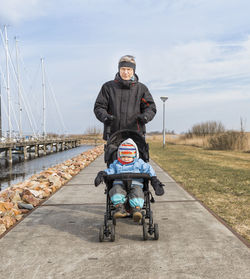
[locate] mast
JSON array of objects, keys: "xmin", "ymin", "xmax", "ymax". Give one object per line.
[
  {"xmin": 41, "ymin": 58, "xmax": 46, "ymax": 137},
  {"xmin": 0, "ymin": 74, "xmax": 2, "ymax": 138},
  {"xmin": 4, "ymin": 25, "xmax": 11, "ymax": 139},
  {"xmin": 15, "ymin": 37, "xmax": 22, "ymax": 138}
]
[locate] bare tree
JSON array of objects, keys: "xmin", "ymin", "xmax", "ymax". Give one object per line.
[{"xmin": 84, "ymin": 126, "xmax": 102, "ymax": 135}]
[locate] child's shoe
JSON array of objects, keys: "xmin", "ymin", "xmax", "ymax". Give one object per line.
[
  {"xmin": 113, "ymin": 204, "xmax": 127, "ymax": 219},
  {"xmin": 132, "ymin": 206, "xmax": 142, "ymax": 222}
]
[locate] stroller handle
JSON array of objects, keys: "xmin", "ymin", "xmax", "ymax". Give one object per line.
[{"xmin": 106, "ymin": 173, "xmax": 151, "ymax": 181}]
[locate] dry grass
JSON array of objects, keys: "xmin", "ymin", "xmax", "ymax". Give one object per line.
[
  {"xmin": 79, "ymin": 134, "xmax": 105, "ymax": 145},
  {"xmin": 147, "ymin": 134, "xmax": 210, "ymax": 148},
  {"xmin": 147, "ymin": 132, "xmax": 250, "ymax": 152},
  {"xmin": 148, "ymin": 140, "xmax": 250, "ymax": 243}
]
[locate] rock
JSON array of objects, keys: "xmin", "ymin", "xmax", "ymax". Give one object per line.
[
  {"xmin": 11, "ymin": 192, "xmax": 22, "ymax": 203},
  {"xmin": 0, "ymin": 145, "xmax": 104, "ymax": 235},
  {"xmin": 29, "ymin": 189, "xmax": 40, "ymax": 197},
  {"xmin": 44, "ymin": 188, "xmax": 52, "ymax": 194},
  {"xmin": 28, "ymin": 182, "xmax": 43, "ymax": 190},
  {"xmin": 21, "ymin": 189, "xmax": 32, "ymax": 197},
  {"xmin": 56, "ymin": 171, "xmax": 72, "ymax": 180},
  {"xmin": 0, "ymin": 203, "xmax": 6, "ymax": 213},
  {"xmin": 11, "ymin": 208, "xmax": 22, "ymax": 216},
  {"xmin": 38, "ymin": 190, "xmax": 50, "ymax": 199},
  {"xmin": 50, "ymin": 186, "xmax": 58, "ymax": 193},
  {"xmin": 0, "ymin": 223, "xmax": 6, "ymax": 234},
  {"xmin": 19, "ymin": 209, "xmax": 30, "ymax": 214},
  {"xmin": 36, "ymin": 175, "xmax": 47, "ymax": 180},
  {"xmin": 47, "ymin": 175, "xmax": 62, "ymax": 188},
  {"xmin": 30, "ymin": 182, "xmax": 50, "ymax": 191},
  {"xmin": 0, "ymin": 201, "xmax": 14, "ymax": 212},
  {"xmin": 2, "ymin": 215, "xmax": 16, "ymax": 229},
  {"xmin": 24, "ymin": 180, "xmax": 38, "ymax": 188},
  {"xmin": 15, "ymin": 214, "xmax": 23, "ymax": 221},
  {"xmin": 22, "ymin": 194, "xmax": 40, "ymax": 207},
  {"xmin": 18, "ymin": 202, "xmax": 34, "ymax": 210},
  {"xmin": 0, "ymin": 190, "xmax": 15, "ymax": 202},
  {"xmin": 60, "ymin": 165, "xmax": 68, "ymax": 170}
]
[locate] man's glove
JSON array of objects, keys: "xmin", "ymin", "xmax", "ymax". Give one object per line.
[
  {"xmin": 151, "ymin": 176, "xmax": 165, "ymax": 196},
  {"xmin": 104, "ymin": 114, "xmax": 116, "ymax": 124},
  {"xmin": 94, "ymin": 171, "xmax": 107, "ymax": 186},
  {"xmin": 137, "ymin": 114, "xmax": 148, "ymax": 124}
]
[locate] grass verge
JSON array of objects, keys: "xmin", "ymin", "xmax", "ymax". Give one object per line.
[{"xmin": 148, "ymin": 140, "xmax": 250, "ymax": 243}]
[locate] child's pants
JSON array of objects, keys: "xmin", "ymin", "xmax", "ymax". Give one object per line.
[{"xmin": 109, "ymin": 179, "xmax": 144, "ymax": 208}]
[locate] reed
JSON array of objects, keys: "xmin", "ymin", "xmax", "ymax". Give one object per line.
[{"xmin": 148, "ymin": 132, "xmax": 250, "ymax": 152}]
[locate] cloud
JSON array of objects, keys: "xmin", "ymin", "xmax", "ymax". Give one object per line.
[
  {"xmin": 1, "ymin": 0, "xmax": 250, "ymax": 134},
  {"xmin": 0, "ymin": 0, "xmax": 51, "ymax": 24},
  {"xmin": 139, "ymin": 36, "xmax": 250, "ymax": 93}
]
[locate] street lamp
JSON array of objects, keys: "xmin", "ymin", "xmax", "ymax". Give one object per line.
[{"xmin": 160, "ymin": 96, "xmax": 168, "ymax": 148}]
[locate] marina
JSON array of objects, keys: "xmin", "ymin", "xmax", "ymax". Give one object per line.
[
  {"xmin": 0, "ymin": 144, "xmax": 92, "ymax": 191},
  {"xmin": 0, "ymin": 137, "xmax": 81, "ymax": 164}
]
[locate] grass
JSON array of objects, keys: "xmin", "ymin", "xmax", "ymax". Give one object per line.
[
  {"xmin": 148, "ymin": 140, "xmax": 250, "ymax": 243},
  {"xmin": 148, "ymin": 132, "xmax": 250, "ymax": 151}
]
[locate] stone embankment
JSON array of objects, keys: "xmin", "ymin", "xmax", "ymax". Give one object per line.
[{"xmin": 0, "ymin": 145, "xmax": 104, "ymax": 236}]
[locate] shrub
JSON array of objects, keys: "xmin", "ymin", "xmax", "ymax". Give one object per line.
[
  {"xmin": 190, "ymin": 121, "xmax": 225, "ymax": 137},
  {"xmin": 208, "ymin": 131, "xmax": 247, "ymax": 150}
]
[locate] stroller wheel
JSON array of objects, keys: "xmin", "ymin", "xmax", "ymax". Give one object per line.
[
  {"xmin": 99, "ymin": 225, "xmax": 104, "ymax": 242},
  {"xmin": 142, "ymin": 224, "xmax": 148, "ymax": 241},
  {"xmin": 109, "ymin": 224, "xmax": 115, "ymax": 242},
  {"xmin": 154, "ymin": 223, "xmax": 159, "ymax": 240}
]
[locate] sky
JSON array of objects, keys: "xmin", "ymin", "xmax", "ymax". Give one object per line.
[{"xmin": 0, "ymin": 0, "xmax": 250, "ymax": 136}]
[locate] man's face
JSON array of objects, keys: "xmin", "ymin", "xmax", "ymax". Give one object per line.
[{"xmin": 119, "ymin": 67, "xmax": 134, "ymax": 80}]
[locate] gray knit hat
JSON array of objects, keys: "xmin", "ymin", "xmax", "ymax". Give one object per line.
[{"xmin": 118, "ymin": 55, "xmax": 136, "ymax": 72}]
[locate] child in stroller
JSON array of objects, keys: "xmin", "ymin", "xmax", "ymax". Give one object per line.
[{"xmin": 94, "ymin": 130, "xmax": 164, "ymax": 241}]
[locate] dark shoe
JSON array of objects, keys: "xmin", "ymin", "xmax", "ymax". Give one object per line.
[
  {"xmin": 132, "ymin": 206, "xmax": 142, "ymax": 222},
  {"xmin": 113, "ymin": 204, "xmax": 127, "ymax": 219}
]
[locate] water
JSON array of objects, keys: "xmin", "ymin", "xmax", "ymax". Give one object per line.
[{"xmin": 0, "ymin": 145, "xmax": 93, "ymax": 191}]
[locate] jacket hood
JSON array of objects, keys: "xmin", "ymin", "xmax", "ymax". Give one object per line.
[
  {"xmin": 118, "ymin": 138, "xmax": 139, "ymax": 161},
  {"xmin": 114, "ymin": 73, "xmax": 139, "ymax": 88}
]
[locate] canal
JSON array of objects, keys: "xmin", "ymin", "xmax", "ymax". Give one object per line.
[{"xmin": 0, "ymin": 145, "xmax": 93, "ymax": 191}]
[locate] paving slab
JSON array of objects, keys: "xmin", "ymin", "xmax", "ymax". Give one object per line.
[{"xmin": 0, "ymin": 155, "xmax": 249, "ymax": 279}]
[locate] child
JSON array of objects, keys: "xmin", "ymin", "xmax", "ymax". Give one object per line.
[{"xmin": 94, "ymin": 138, "xmax": 164, "ymax": 222}]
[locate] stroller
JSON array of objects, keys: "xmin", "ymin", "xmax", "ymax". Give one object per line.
[{"xmin": 98, "ymin": 129, "xmax": 159, "ymax": 242}]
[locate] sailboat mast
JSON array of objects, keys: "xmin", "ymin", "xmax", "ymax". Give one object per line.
[
  {"xmin": 15, "ymin": 37, "xmax": 22, "ymax": 138},
  {"xmin": 0, "ymin": 74, "xmax": 2, "ymax": 138},
  {"xmin": 4, "ymin": 25, "xmax": 11, "ymax": 139},
  {"xmin": 41, "ymin": 58, "xmax": 46, "ymax": 137}
]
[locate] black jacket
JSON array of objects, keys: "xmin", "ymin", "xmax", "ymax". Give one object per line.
[{"xmin": 94, "ymin": 73, "xmax": 157, "ymax": 140}]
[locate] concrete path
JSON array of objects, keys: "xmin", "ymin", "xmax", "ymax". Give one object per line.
[{"xmin": 0, "ymin": 155, "xmax": 249, "ymax": 279}]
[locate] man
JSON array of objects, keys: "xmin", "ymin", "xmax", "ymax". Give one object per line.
[{"xmin": 94, "ymin": 55, "xmax": 157, "ymax": 140}]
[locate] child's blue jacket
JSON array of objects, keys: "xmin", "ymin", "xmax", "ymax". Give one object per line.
[{"xmin": 104, "ymin": 158, "xmax": 156, "ymax": 177}]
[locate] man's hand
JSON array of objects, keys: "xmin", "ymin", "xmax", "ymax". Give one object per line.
[
  {"xmin": 104, "ymin": 114, "xmax": 116, "ymax": 124},
  {"xmin": 151, "ymin": 176, "xmax": 165, "ymax": 196},
  {"xmin": 137, "ymin": 114, "xmax": 148, "ymax": 124},
  {"xmin": 94, "ymin": 171, "xmax": 107, "ymax": 186}
]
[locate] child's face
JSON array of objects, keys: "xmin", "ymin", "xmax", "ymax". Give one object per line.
[{"xmin": 121, "ymin": 156, "xmax": 134, "ymax": 163}]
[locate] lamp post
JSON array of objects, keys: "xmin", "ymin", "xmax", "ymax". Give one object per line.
[{"xmin": 160, "ymin": 96, "xmax": 168, "ymax": 148}]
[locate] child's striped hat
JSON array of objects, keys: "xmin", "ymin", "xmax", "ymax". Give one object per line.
[{"xmin": 118, "ymin": 138, "xmax": 138, "ymax": 159}]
